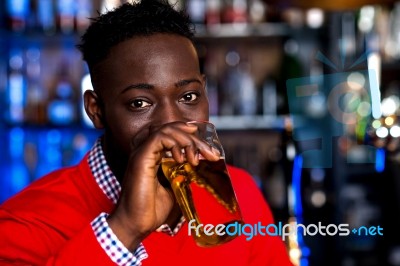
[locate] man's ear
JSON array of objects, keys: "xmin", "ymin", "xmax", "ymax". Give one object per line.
[{"xmin": 83, "ymin": 90, "xmax": 105, "ymax": 129}]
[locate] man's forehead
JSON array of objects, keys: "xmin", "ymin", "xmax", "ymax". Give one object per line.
[{"xmin": 90, "ymin": 34, "xmax": 200, "ymax": 95}]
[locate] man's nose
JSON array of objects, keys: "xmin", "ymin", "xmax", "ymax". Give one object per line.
[{"xmin": 150, "ymin": 103, "xmax": 187, "ymax": 131}]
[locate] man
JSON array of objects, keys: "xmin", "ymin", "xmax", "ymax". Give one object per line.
[{"xmin": 0, "ymin": 1, "xmax": 292, "ymax": 265}]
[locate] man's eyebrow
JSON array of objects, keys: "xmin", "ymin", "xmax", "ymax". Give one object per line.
[
  {"xmin": 121, "ymin": 78, "xmax": 202, "ymax": 93},
  {"xmin": 175, "ymin": 78, "xmax": 202, "ymax": 87},
  {"xmin": 121, "ymin": 83, "xmax": 154, "ymax": 93}
]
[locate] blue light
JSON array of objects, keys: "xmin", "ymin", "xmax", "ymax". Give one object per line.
[
  {"xmin": 46, "ymin": 130, "xmax": 62, "ymax": 167},
  {"xmin": 292, "ymin": 155, "xmax": 303, "ymax": 218},
  {"xmin": 6, "ymin": 0, "xmax": 29, "ymax": 18},
  {"xmin": 291, "ymin": 155, "xmax": 311, "ymax": 263},
  {"xmin": 301, "ymin": 246, "xmax": 311, "ymax": 257},
  {"xmin": 9, "ymin": 127, "xmax": 24, "ymax": 158},
  {"xmin": 375, "ymin": 148, "xmax": 385, "ymax": 173},
  {"xmin": 300, "ymin": 258, "xmax": 309, "ymax": 266}
]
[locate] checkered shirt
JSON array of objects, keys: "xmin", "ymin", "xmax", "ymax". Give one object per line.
[{"xmin": 88, "ymin": 138, "xmax": 185, "ymax": 265}]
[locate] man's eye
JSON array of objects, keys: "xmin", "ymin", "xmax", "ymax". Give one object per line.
[
  {"xmin": 131, "ymin": 99, "xmax": 151, "ymax": 108},
  {"xmin": 180, "ymin": 93, "xmax": 198, "ymax": 102}
]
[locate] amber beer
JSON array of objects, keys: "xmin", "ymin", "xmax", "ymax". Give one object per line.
[{"xmin": 161, "ymin": 121, "xmax": 244, "ymax": 247}]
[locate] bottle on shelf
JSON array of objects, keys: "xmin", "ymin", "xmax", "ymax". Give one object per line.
[
  {"xmin": 205, "ymin": 0, "xmax": 221, "ymax": 26},
  {"xmin": 6, "ymin": 48, "xmax": 27, "ymax": 124},
  {"xmin": 47, "ymin": 61, "xmax": 77, "ymax": 125},
  {"xmin": 248, "ymin": 0, "xmax": 267, "ymax": 24},
  {"xmin": 236, "ymin": 60, "xmax": 257, "ymax": 115},
  {"xmin": 76, "ymin": 0, "xmax": 93, "ymax": 33},
  {"xmin": 220, "ymin": 50, "xmax": 258, "ymax": 116},
  {"xmin": 221, "ymin": 0, "xmax": 247, "ymax": 25},
  {"xmin": 36, "ymin": 129, "xmax": 62, "ymax": 177},
  {"xmin": 25, "ymin": 46, "xmax": 48, "ymax": 125},
  {"xmin": 186, "ymin": 0, "xmax": 206, "ymax": 26},
  {"xmin": 57, "ymin": 0, "xmax": 75, "ymax": 34},
  {"xmin": 219, "ymin": 49, "xmax": 240, "ymax": 116},
  {"xmin": 7, "ymin": 128, "xmax": 30, "ymax": 197},
  {"xmin": 263, "ymin": 78, "xmax": 277, "ymax": 116},
  {"xmin": 37, "ymin": 0, "xmax": 56, "ymax": 34},
  {"xmin": 5, "ymin": 0, "xmax": 30, "ymax": 32}
]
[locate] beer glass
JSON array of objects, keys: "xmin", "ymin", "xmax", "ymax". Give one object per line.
[{"xmin": 161, "ymin": 121, "xmax": 244, "ymax": 247}]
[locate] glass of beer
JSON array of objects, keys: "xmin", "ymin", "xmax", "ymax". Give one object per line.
[{"xmin": 161, "ymin": 121, "xmax": 244, "ymax": 247}]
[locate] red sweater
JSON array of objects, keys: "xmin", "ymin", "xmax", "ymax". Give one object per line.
[{"xmin": 0, "ymin": 154, "xmax": 292, "ymax": 266}]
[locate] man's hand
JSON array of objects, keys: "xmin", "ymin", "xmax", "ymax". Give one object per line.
[{"xmin": 106, "ymin": 122, "xmax": 220, "ymax": 251}]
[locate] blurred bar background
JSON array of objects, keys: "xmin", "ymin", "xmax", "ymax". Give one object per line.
[{"xmin": 1, "ymin": 0, "xmax": 400, "ymax": 265}]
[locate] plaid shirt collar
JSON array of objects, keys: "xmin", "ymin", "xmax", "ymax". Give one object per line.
[
  {"xmin": 88, "ymin": 138, "xmax": 121, "ymax": 205},
  {"xmin": 87, "ymin": 137, "xmax": 185, "ymax": 236}
]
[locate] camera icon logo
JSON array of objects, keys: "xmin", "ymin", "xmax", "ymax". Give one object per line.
[{"xmin": 286, "ymin": 53, "xmax": 380, "ymax": 168}]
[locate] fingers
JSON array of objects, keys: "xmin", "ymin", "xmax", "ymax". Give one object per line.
[
  {"xmin": 151, "ymin": 122, "xmax": 221, "ymax": 166},
  {"xmin": 184, "ymin": 144, "xmax": 198, "ymax": 166}
]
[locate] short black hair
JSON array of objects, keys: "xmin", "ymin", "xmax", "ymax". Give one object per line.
[{"xmin": 77, "ymin": 0, "xmax": 195, "ymax": 70}]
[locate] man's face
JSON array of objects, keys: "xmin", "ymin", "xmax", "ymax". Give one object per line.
[{"xmin": 89, "ymin": 33, "xmax": 209, "ymax": 156}]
